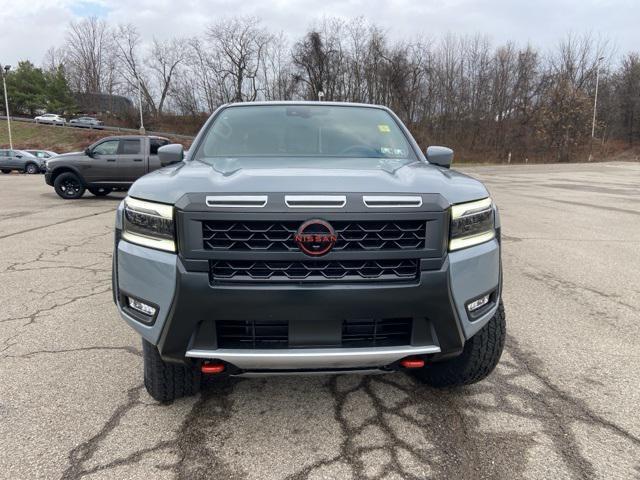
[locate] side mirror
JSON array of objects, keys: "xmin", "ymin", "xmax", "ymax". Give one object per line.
[
  {"xmin": 425, "ymin": 146, "xmax": 454, "ymax": 168},
  {"xmin": 158, "ymin": 144, "xmax": 184, "ymax": 166},
  {"xmin": 85, "ymin": 147, "xmax": 93, "ymax": 157}
]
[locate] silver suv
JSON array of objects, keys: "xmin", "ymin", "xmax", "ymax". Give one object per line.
[{"xmin": 0, "ymin": 150, "xmax": 45, "ymax": 174}]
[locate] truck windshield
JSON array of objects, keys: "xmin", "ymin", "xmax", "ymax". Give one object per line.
[{"xmin": 194, "ymin": 105, "xmax": 416, "ymax": 160}]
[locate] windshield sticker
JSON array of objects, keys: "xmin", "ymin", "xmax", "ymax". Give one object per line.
[
  {"xmin": 380, "ymin": 147, "xmax": 408, "ymax": 157},
  {"xmin": 378, "ymin": 124, "xmax": 391, "ymax": 133}
]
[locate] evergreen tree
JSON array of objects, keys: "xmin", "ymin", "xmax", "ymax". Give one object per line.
[
  {"xmin": 3, "ymin": 61, "xmax": 47, "ymax": 116},
  {"xmin": 45, "ymin": 65, "xmax": 77, "ymax": 114}
]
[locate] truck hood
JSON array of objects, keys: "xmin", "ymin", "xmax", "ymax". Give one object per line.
[
  {"xmin": 46, "ymin": 151, "xmax": 84, "ymax": 167},
  {"xmin": 128, "ymin": 156, "xmax": 489, "ymax": 206},
  {"xmin": 53, "ymin": 151, "xmax": 83, "ymax": 158}
]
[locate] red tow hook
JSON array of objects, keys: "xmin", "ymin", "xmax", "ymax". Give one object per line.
[
  {"xmin": 201, "ymin": 362, "xmax": 225, "ymax": 374},
  {"xmin": 400, "ymin": 357, "xmax": 425, "ymax": 369}
]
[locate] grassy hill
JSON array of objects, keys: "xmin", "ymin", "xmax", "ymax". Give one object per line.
[{"xmin": 0, "ymin": 121, "xmax": 192, "ymax": 154}]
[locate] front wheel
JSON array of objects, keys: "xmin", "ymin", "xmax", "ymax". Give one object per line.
[
  {"xmin": 54, "ymin": 172, "xmax": 86, "ymax": 199},
  {"xmin": 143, "ymin": 339, "xmax": 201, "ymax": 402},
  {"xmin": 412, "ymin": 302, "xmax": 506, "ymax": 387},
  {"xmin": 25, "ymin": 163, "xmax": 39, "ymax": 174},
  {"xmin": 1, "ymin": 169, "xmax": 11, "ymax": 174},
  {"xmin": 88, "ymin": 186, "xmax": 113, "ymax": 196}
]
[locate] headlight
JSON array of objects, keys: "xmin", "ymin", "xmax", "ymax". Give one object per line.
[
  {"xmin": 449, "ymin": 197, "xmax": 495, "ymax": 251},
  {"xmin": 122, "ymin": 197, "xmax": 176, "ymax": 252}
]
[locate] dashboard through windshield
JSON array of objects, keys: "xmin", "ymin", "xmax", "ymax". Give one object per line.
[{"xmin": 194, "ymin": 105, "xmax": 417, "ymax": 161}]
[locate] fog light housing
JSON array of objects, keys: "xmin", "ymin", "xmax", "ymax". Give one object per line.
[
  {"xmin": 122, "ymin": 294, "xmax": 159, "ymax": 325},
  {"xmin": 128, "ymin": 297, "xmax": 156, "ymax": 316},
  {"xmin": 467, "ymin": 295, "xmax": 490, "ymax": 312},
  {"xmin": 465, "ymin": 291, "xmax": 497, "ymax": 320}
]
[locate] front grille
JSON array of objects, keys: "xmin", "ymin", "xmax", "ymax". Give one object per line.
[
  {"xmin": 342, "ymin": 318, "xmax": 413, "ymax": 347},
  {"xmin": 217, "ymin": 320, "xmax": 288, "ymax": 349},
  {"xmin": 210, "ymin": 259, "xmax": 419, "ymax": 283},
  {"xmin": 215, "ymin": 318, "xmax": 413, "ymax": 349},
  {"xmin": 202, "ymin": 220, "xmax": 426, "ymax": 252}
]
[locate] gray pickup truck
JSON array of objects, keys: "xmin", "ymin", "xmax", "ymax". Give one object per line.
[
  {"xmin": 113, "ymin": 102, "xmax": 505, "ymax": 402},
  {"xmin": 45, "ymin": 135, "xmax": 172, "ymax": 199}
]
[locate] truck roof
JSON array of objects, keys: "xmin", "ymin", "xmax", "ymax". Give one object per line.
[
  {"xmin": 221, "ymin": 100, "xmax": 389, "ymax": 110},
  {"xmin": 97, "ymin": 135, "xmax": 170, "ymax": 141}
]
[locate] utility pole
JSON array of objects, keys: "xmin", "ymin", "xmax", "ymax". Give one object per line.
[
  {"xmin": 1, "ymin": 64, "xmax": 13, "ymax": 150},
  {"xmin": 591, "ymin": 56, "xmax": 605, "ymax": 139},
  {"xmin": 137, "ymin": 77, "xmax": 145, "ymax": 135},
  {"xmin": 588, "ymin": 56, "xmax": 605, "ymax": 161}
]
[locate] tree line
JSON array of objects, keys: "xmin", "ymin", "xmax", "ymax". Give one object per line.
[{"xmin": 2, "ymin": 16, "xmax": 640, "ymax": 162}]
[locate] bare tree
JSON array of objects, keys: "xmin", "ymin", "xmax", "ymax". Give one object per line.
[
  {"xmin": 114, "ymin": 24, "xmax": 157, "ymax": 117},
  {"xmin": 147, "ymin": 38, "xmax": 187, "ymax": 115},
  {"xmin": 613, "ymin": 53, "xmax": 640, "ymax": 145},
  {"xmin": 47, "ymin": 15, "xmax": 634, "ymax": 162},
  {"xmin": 206, "ymin": 17, "xmax": 273, "ymax": 102},
  {"xmin": 262, "ymin": 32, "xmax": 297, "ymax": 101},
  {"xmin": 64, "ymin": 17, "xmax": 113, "ymax": 93}
]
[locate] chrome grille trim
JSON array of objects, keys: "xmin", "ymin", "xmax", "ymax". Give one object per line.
[
  {"xmin": 206, "ymin": 195, "xmax": 268, "ymax": 208},
  {"xmin": 363, "ymin": 196, "xmax": 423, "ymax": 208},
  {"xmin": 285, "ymin": 195, "xmax": 346, "ymax": 208}
]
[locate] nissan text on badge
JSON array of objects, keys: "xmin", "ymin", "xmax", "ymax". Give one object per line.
[{"xmin": 112, "ymin": 102, "xmax": 506, "ymax": 402}]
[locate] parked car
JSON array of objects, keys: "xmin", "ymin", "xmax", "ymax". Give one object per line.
[
  {"xmin": 0, "ymin": 149, "xmax": 44, "ymax": 174},
  {"xmin": 34, "ymin": 113, "xmax": 66, "ymax": 126},
  {"xmin": 112, "ymin": 101, "xmax": 506, "ymax": 402},
  {"xmin": 69, "ymin": 116, "xmax": 104, "ymax": 129},
  {"xmin": 45, "ymin": 135, "xmax": 173, "ymax": 199},
  {"xmin": 24, "ymin": 150, "xmax": 58, "ymax": 171},
  {"xmin": 25, "ymin": 150, "xmax": 58, "ymax": 159}
]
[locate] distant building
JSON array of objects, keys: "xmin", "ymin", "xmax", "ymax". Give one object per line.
[{"xmin": 73, "ymin": 93, "xmax": 133, "ymax": 115}]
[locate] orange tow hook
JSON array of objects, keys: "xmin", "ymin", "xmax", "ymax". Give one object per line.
[
  {"xmin": 201, "ymin": 362, "xmax": 225, "ymax": 374},
  {"xmin": 400, "ymin": 358, "xmax": 425, "ymax": 369}
]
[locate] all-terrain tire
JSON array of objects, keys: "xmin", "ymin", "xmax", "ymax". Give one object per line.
[
  {"xmin": 412, "ymin": 302, "xmax": 506, "ymax": 387},
  {"xmin": 88, "ymin": 186, "xmax": 113, "ymax": 196},
  {"xmin": 53, "ymin": 172, "xmax": 86, "ymax": 199},
  {"xmin": 142, "ymin": 339, "xmax": 201, "ymax": 402}
]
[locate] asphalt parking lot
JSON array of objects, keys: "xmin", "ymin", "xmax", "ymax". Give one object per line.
[{"xmin": 1, "ymin": 162, "xmax": 639, "ymax": 480}]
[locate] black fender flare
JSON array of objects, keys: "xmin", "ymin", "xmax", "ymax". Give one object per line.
[{"xmin": 50, "ymin": 166, "xmax": 88, "ymax": 186}]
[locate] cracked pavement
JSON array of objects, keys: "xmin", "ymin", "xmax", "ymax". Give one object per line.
[{"xmin": 1, "ymin": 162, "xmax": 639, "ymax": 479}]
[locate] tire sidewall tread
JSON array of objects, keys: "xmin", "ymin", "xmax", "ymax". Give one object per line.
[
  {"xmin": 142, "ymin": 339, "xmax": 201, "ymax": 402},
  {"xmin": 413, "ymin": 302, "xmax": 506, "ymax": 387}
]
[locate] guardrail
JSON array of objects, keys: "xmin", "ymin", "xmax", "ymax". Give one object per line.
[{"xmin": 0, "ymin": 115, "xmax": 195, "ymax": 140}]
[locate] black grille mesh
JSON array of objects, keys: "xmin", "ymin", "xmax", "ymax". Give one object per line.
[
  {"xmin": 342, "ymin": 318, "xmax": 413, "ymax": 347},
  {"xmin": 202, "ymin": 220, "xmax": 426, "ymax": 252},
  {"xmin": 217, "ymin": 320, "xmax": 288, "ymax": 349},
  {"xmin": 215, "ymin": 318, "xmax": 413, "ymax": 349},
  {"xmin": 210, "ymin": 259, "xmax": 419, "ymax": 282}
]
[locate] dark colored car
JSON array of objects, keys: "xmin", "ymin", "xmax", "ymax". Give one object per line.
[
  {"xmin": 69, "ymin": 116, "xmax": 104, "ymax": 129},
  {"xmin": 112, "ymin": 102, "xmax": 505, "ymax": 402},
  {"xmin": 45, "ymin": 135, "xmax": 172, "ymax": 199},
  {"xmin": 0, "ymin": 149, "xmax": 44, "ymax": 174}
]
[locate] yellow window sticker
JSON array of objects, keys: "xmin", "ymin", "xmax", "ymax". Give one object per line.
[{"xmin": 378, "ymin": 124, "xmax": 391, "ymax": 133}]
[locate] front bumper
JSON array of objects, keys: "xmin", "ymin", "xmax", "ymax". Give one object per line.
[
  {"xmin": 186, "ymin": 345, "xmax": 442, "ymax": 370},
  {"xmin": 114, "ymin": 237, "xmax": 501, "ymax": 371},
  {"xmin": 44, "ymin": 172, "xmax": 53, "ymax": 186}
]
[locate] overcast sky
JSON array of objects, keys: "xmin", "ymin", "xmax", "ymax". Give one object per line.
[{"xmin": 0, "ymin": 0, "xmax": 638, "ymax": 68}]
